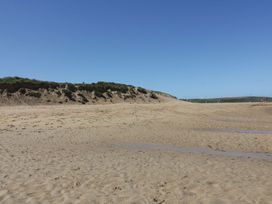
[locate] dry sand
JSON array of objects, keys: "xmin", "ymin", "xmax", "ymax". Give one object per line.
[{"xmin": 0, "ymin": 101, "xmax": 272, "ymax": 203}]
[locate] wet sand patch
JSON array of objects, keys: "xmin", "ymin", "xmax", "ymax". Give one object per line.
[
  {"xmin": 113, "ymin": 143, "xmax": 272, "ymax": 161},
  {"xmin": 195, "ymin": 128, "xmax": 272, "ymax": 135}
]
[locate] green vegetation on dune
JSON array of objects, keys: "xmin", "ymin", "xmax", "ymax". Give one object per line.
[
  {"xmin": 76, "ymin": 81, "xmax": 132, "ymax": 94},
  {"xmin": 0, "ymin": 77, "xmax": 59, "ymax": 92},
  {"xmin": 0, "ymin": 77, "xmax": 137, "ymax": 94},
  {"xmin": 0, "ymin": 77, "xmax": 54, "ymax": 84},
  {"xmin": 183, "ymin": 97, "xmax": 272, "ymax": 103}
]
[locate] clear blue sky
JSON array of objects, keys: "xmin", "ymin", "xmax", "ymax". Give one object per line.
[{"xmin": 0, "ymin": 0, "xmax": 271, "ymax": 98}]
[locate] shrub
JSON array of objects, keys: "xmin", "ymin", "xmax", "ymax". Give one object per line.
[{"xmin": 137, "ymin": 87, "xmax": 148, "ymax": 94}]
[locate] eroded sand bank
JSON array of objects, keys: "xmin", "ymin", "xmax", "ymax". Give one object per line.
[{"xmin": 0, "ymin": 101, "xmax": 272, "ymax": 203}]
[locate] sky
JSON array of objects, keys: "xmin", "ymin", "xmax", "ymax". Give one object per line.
[{"xmin": 0, "ymin": 0, "xmax": 272, "ymax": 98}]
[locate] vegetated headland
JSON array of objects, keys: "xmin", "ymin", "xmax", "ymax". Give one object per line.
[{"xmin": 183, "ymin": 96, "xmax": 272, "ymax": 103}]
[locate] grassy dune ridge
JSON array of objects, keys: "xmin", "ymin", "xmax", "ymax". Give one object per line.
[{"xmin": 0, "ymin": 77, "xmax": 177, "ymax": 105}]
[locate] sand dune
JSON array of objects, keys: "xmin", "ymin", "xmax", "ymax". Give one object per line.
[{"xmin": 0, "ymin": 101, "xmax": 272, "ymax": 203}]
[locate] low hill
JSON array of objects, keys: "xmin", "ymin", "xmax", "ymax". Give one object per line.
[
  {"xmin": 0, "ymin": 77, "xmax": 176, "ymax": 105},
  {"xmin": 183, "ymin": 96, "xmax": 272, "ymax": 103}
]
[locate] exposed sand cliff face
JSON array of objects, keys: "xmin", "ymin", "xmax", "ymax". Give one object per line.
[
  {"xmin": 0, "ymin": 101, "xmax": 272, "ymax": 203},
  {"xmin": 0, "ymin": 83, "xmax": 176, "ymax": 105}
]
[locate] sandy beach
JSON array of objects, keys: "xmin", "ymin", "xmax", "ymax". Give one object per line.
[{"xmin": 0, "ymin": 101, "xmax": 272, "ymax": 203}]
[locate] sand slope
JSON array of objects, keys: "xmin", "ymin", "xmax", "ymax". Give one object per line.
[{"xmin": 0, "ymin": 101, "xmax": 272, "ymax": 203}]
